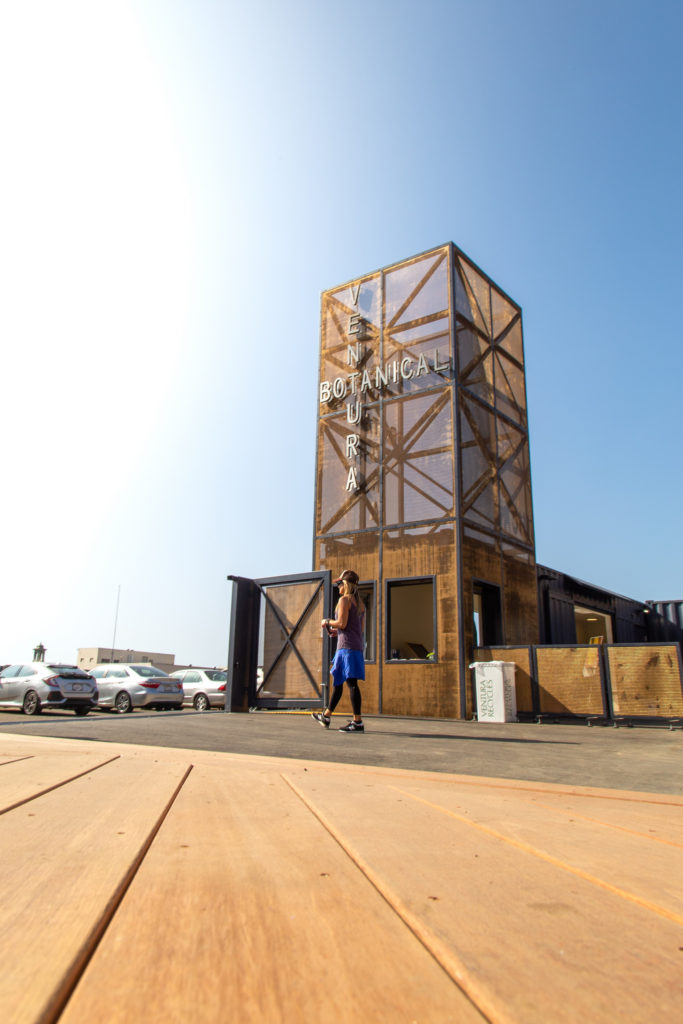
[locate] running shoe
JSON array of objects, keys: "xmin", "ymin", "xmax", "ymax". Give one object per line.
[
  {"xmin": 339, "ymin": 720, "xmax": 364, "ymax": 732},
  {"xmin": 311, "ymin": 711, "xmax": 330, "ymax": 728}
]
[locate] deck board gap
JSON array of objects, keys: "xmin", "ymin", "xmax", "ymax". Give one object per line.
[
  {"xmin": 0, "ymin": 755, "xmax": 34, "ymax": 768},
  {"xmin": 39, "ymin": 763, "xmax": 194, "ymax": 1024},
  {"xmin": 281, "ymin": 772, "xmax": 502, "ymax": 1024},
  {"xmin": 0, "ymin": 755, "xmax": 122, "ymax": 816}
]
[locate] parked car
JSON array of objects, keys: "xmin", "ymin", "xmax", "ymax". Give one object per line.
[
  {"xmin": 89, "ymin": 664, "xmax": 183, "ymax": 713},
  {"xmin": 0, "ymin": 663, "xmax": 98, "ymax": 716},
  {"xmin": 169, "ymin": 668, "xmax": 227, "ymax": 711}
]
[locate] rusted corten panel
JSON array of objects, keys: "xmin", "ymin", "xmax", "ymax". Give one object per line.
[{"xmin": 608, "ymin": 645, "xmax": 683, "ymax": 717}]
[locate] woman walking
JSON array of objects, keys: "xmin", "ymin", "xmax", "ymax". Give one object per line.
[{"xmin": 313, "ymin": 569, "xmax": 365, "ymax": 732}]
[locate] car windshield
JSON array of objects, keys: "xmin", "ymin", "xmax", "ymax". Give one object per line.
[
  {"xmin": 131, "ymin": 665, "xmax": 168, "ymax": 677},
  {"xmin": 205, "ymin": 670, "xmax": 227, "ymax": 682}
]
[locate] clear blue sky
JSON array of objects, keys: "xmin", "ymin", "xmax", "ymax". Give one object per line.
[{"xmin": 2, "ymin": 0, "xmax": 681, "ymax": 666}]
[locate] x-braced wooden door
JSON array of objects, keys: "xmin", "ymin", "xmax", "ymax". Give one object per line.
[{"xmin": 226, "ymin": 571, "xmax": 332, "ymax": 710}]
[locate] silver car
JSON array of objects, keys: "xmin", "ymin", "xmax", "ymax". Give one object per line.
[
  {"xmin": 0, "ymin": 663, "xmax": 98, "ymax": 716},
  {"xmin": 90, "ymin": 663, "xmax": 183, "ymax": 713},
  {"xmin": 169, "ymin": 668, "xmax": 227, "ymax": 711}
]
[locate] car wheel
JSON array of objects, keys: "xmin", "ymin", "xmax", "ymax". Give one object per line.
[
  {"xmin": 193, "ymin": 693, "xmax": 210, "ymax": 712},
  {"xmin": 114, "ymin": 691, "xmax": 133, "ymax": 714},
  {"xmin": 22, "ymin": 690, "xmax": 42, "ymax": 716},
  {"xmin": 74, "ymin": 706, "xmax": 90, "ymax": 717}
]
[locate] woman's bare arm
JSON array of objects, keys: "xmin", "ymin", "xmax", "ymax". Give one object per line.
[{"xmin": 323, "ymin": 595, "xmax": 351, "ymax": 631}]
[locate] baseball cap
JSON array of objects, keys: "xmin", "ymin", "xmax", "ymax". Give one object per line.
[{"xmin": 334, "ymin": 569, "xmax": 359, "ymax": 585}]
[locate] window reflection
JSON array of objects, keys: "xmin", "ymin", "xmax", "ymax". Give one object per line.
[{"xmin": 386, "ymin": 578, "xmax": 436, "ymax": 661}]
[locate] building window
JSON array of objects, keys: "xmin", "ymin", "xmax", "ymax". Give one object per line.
[
  {"xmin": 574, "ymin": 605, "xmax": 613, "ymax": 644},
  {"xmin": 386, "ymin": 578, "xmax": 436, "ymax": 661},
  {"xmin": 358, "ymin": 582, "xmax": 376, "ymax": 662}
]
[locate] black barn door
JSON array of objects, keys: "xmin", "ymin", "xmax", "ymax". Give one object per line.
[{"xmin": 226, "ymin": 571, "xmax": 332, "ymax": 710}]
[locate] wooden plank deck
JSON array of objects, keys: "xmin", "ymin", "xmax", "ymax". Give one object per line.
[{"xmin": 1, "ymin": 734, "xmax": 681, "ymax": 1023}]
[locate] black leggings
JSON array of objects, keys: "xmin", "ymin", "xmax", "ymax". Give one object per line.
[{"xmin": 328, "ymin": 678, "xmax": 362, "ymax": 717}]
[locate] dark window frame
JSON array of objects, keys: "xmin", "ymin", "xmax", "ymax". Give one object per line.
[
  {"xmin": 359, "ymin": 579, "xmax": 377, "ymax": 664},
  {"xmin": 385, "ymin": 575, "xmax": 437, "ymax": 663},
  {"xmin": 472, "ymin": 579, "xmax": 503, "ymax": 646}
]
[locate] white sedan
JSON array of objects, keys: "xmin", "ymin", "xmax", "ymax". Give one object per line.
[
  {"xmin": 169, "ymin": 668, "xmax": 227, "ymax": 711},
  {"xmin": 90, "ymin": 664, "xmax": 184, "ymax": 713}
]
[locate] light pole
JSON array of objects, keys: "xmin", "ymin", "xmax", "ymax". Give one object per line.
[{"xmin": 111, "ymin": 585, "xmax": 121, "ymax": 662}]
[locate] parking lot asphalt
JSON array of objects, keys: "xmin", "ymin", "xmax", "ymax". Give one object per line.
[{"xmin": 1, "ymin": 708, "xmax": 681, "ymax": 794}]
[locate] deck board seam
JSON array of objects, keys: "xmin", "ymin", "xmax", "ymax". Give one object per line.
[
  {"xmin": 281, "ymin": 772, "xmax": 505, "ymax": 1024},
  {"xmin": 0, "ymin": 755, "xmax": 34, "ymax": 768},
  {"xmin": 0, "ymin": 755, "xmax": 122, "ymax": 816},
  {"xmin": 37, "ymin": 762, "xmax": 194, "ymax": 1024},
  {"xmin": 392, "ymin": 786, "xmax": 683, "ymax": 927},
  {"xmin": 373, "ymin": 773, "xmax": 683, "ymax": 805},
  {"xmin": 284, "ymin": 762, "xmax": 683, "ymax": 805},
  {"xmin": 513, "ymin": 804, "xmax": 683, "ymax": 849}
]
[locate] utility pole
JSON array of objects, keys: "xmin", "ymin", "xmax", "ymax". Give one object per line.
[{"xmin": 111, "ymin": 585, "xmax": 121, "ymax": 662}]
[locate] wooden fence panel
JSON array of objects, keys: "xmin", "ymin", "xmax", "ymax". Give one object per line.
[
  {"xmin": 607, "ymin": 645, "xmax": 683, "ymax": 718},
  {"xmin": 535, "ymin": 646, "xmax": 606, "ymax": 716},
  {"xmin": 472, "ymin": 643, "xmax": 683, "ymax": 722}
]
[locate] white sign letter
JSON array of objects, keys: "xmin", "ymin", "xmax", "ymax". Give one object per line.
[
  {"xmin": 347, "ymin": 342, "xmax": 361, "ymax": 366},
  {"xmin": 348, "ymin": 313, "xmax": 366, "ymax": 337},
  {"xmin": 346, "ymin": 434, "xmax": 360, "ymax": 458},
  {"xmin": 346, "ymin": 400, "xmax": 361, "ymax": 425},
  {"xmin": 433, "ymin": 349, "xmax": 451, "ymax": 373},
  {"xmin": 345, "ymin": 466, "xmax": 359, "ymax": 491},
  {"xmin": 400, "ymin": 357, "xmax": 414, "ymax": 380}
]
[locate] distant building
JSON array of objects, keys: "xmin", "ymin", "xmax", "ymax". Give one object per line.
[
  {"xmin": 647, "ymin": 600, "xmax": 683, "ymax": 634},
  {"xmin": 537, "ymin": 569, "xmax": 683, "ymax": 646},
  {"xmin": 77, "ymin": 647, "xmax": 176, "ymax": 675}
]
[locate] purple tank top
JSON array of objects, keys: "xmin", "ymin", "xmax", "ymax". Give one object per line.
[{"xmin": 336, "ymin": 599, "xmax": 364, "ymax": 651}]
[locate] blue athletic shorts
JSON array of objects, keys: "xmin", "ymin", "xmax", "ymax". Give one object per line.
[{"xmin": 330, "ymin": 649, "xmax": 365, "ymax": 687}]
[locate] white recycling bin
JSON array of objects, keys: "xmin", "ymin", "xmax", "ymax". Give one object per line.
[{"xmin": 470, "ymin": 661, "xmax": 517, "ymax": 723}]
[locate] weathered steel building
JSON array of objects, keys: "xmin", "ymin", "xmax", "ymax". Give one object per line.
[
  {"xmin": 226, "ymin": 243, "xmax": 682, "ymax": 720},
  {"xmin": 313, "ymin": 243, "xmax": 537, "ymax": 718}
]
